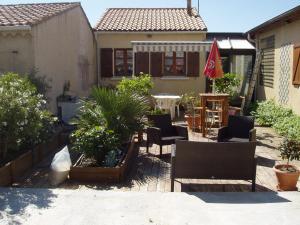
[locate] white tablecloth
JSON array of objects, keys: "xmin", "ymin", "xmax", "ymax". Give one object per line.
[{"xmin": 153, "ymin": 95, "xmax": 181, "ymax": 119}]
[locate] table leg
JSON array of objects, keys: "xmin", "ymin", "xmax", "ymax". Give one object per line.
[{"xmin": 201, "ymin": 97, "xmax": 206, "ymax": 137}]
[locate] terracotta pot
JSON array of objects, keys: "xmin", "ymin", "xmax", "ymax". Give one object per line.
[
  {"xmin": 185, "ymin": 114, "xmax": 201, "ymax": 130},
  {"xmin": 273, "ymin": 164, "xmax": 300, "ymax": 191}
]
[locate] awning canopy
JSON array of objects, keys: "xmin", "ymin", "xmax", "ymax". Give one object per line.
[
  {"xmin": 217, "ymin": 39, "xmax": 255, "ymax": 50},
  {"xmin": 131, "ymin": 41, "xmax": 212, "ymax": 53}
]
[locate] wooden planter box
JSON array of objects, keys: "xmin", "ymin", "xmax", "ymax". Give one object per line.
[
  {"xmin": 0, "ymin": 131, "xmax": 66, "ymax": 186},
  {"xmin": 69, "ymin": 139, "xmax": 138, "ymax": 183}
]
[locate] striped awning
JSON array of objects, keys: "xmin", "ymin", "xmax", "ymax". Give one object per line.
[{"xmin": 131, "ymin": 41, "xmax": 212, "ymax": 52}]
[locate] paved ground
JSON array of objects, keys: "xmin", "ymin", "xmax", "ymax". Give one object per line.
[
  {"xmin": 16, "ymin": 126, "xmax": 300, "ymax": 192},
  {"xmin": 0, "ymin": 188, "xmax": 300, "ymax": 225}
]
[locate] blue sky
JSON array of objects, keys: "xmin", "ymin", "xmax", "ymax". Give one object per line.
[{"xmin": 1, "ymin": 0, "xmax": 299, "ymax": 32}]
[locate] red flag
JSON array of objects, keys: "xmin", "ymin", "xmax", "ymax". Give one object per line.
[{"xmin": 203, "ymin": 39, "xmax": 224, "ymax": 79}]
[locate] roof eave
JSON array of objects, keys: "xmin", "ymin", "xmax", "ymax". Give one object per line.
[
  {"xmin": 0, "ymin": 25, "xmax": 31, "ymax": 31},
  {"xmin": 94, "ymin": 30, "xmax": 207, "ymax": 34},
  {"xmin": 247, "ymin": 5, "xmax": 300, "ymax": 36}
]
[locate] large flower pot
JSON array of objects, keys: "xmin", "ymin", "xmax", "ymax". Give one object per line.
[
  {"xmin": 273, "ymin": 164, "xmax": 300, "ymax": 191},
  {"xmin": 185, "ymin": 114, "xmax": 201, "ymax": 130}
]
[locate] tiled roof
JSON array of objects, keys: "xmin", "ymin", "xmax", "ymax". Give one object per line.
[
  {"xmin": 94, "ymin": 8, "xmax": 207, "ymax": 32},
  {"xmin": 0, "ymin": 2, "xmax": 80, "ymax": 27}
]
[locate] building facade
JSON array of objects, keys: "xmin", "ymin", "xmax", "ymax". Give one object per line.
[
  {"xmin": 249, "ymin": 5, "xmax": 300, "ymax": 115},
  {"xmin": 0, "ymin": 3, "xmax": 97, "ymax": 112}
]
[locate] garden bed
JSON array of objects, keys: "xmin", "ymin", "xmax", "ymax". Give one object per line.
[
  {"xmin": 0, "ymin": 131, "xmax": 66, "ymax": 186},
  {"xmin": 69, "ymin": 138, "xmax": 138, "ymax": 183}
]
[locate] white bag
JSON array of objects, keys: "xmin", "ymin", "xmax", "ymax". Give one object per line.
[{"xmin": 50, "ymin": 146, "xmax": 72, "ymax": 186}]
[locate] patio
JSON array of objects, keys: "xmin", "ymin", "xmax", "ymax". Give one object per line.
[{"xmin": 15, "ymin": 126, "xmax": 300, "ymax": 192}]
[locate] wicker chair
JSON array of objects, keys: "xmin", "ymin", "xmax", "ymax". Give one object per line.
[
  {"xmin": 146, "ymin": 114, "xmax": 188, "ymax": 157},
  {"xmin": 217, "ymin": 115, "xmax": 256, "ymax": 142}
]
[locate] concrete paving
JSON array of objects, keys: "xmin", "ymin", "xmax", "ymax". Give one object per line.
[{"xmin": 0, "ymin": 188, "xmax": 300, "ymax": 225}]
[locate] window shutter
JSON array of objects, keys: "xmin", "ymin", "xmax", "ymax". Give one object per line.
[
  {"xmin": 135, "ymin": 52, "xmax": 149, "ymax": 75},
  {"xmin": 150, "ymin": 52, "xmax": 163, "ymax": 77},
  {"xmin": 293, "ymin": 46, "xmax": 300, "ymax": 85},
  {"xmin": 100, "ymin": 48, "xmax": 113, "ymax": 77},
  {"xmin": 187, "ymin": 52, "xmax": 199, "ymax": 77}
]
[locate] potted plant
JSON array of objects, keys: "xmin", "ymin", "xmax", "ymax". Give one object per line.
[
  {"xmin": 180, "ymin": 92, "xmax": 201, "ymax": 130},
  {"xmin": 273, "ymin": 138, "xmax": 300, "ymax": 191}
]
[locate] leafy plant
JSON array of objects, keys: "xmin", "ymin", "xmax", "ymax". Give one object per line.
[
  {"xmin": 71, "ymin": 125, "xmax": 120, "ymax": 166},
  {"xmin": 116, "ymin": 74, "xmax": 154, "ymax": 97},
  {"xmin": 148, "ymin": 108, "xmax": 166, "ymax": 115},
  {"xmin": 215, "ymin": 73, "xmax": 241, "ymax": 97},
  {"xmin": 180, "ymin": 92, "xmax": 200, "ymax": 115},
  {"xmin": 279, "ymin": 138, "xmax": 300, "ymax": 168},
  {"xmin": 0, "ymin": 73, "xmax": 56, "ymax": 161},
  {"xmin": 251, "ymin": 100, "xmax": 293, "ymax": 127},
  {"xmin": 92, "ymin": 87, "xmax": 150, "ymax": 142}
]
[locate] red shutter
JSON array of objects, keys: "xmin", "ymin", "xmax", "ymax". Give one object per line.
[
  {"xmin": 100, "ymin": 48, "xmax": 113, "ymax": 77},
  {"xmin": 187, "ymin": 52, "xmax": 200, "ymax": 77},
  {"xmin": 150, "ymin": 52, "xmax": 163, "ymax": 77},
  {"xmin": 293, "ymin": 46, "xmax": 300, "ymax": 85},
  {"xmin": 135, "ymin": 52, "xmax": 149, "ymax": 75}
]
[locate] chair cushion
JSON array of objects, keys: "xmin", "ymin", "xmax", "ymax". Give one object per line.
[
  {"xmin": 162, "ymin": 136, "xmax": 186, "ymax": 141},
  {"xmin": 223, "ymin": 137, "xmax": 249, "ymax": 143}
]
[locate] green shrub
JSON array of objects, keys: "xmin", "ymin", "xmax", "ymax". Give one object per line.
[
  {"xmin": 71, "ymin": 125, "xmax": 120, "ymax": 166},
  {"xmin": 251, "ymin": 100, "xmax": 293, "ymax": 126},
  {"xmin": 116, "ymin": 74, "xmax": 154, "ymax": 96},
  {"xmin": 92, "ymin": 87, "xmax": 150, "ymax": 143},
  {"xmin": 0, "ymin": 73, "xmax": 56, "ymax": 160},
  {"xmin": 215, "ymin": 73, "xmax": 241, "ymax": 97}
]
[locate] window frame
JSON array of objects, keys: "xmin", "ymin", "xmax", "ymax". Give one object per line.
[
  {"xmin": 114, "ymin": 48, "xmax": 133, "ymax": 77},
  {"xmin": 163, "ymin": 52, "xmax": 186, "ymax": 76}
]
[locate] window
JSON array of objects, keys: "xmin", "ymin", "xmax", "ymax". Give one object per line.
[
  {"xmin": 293, "ymin": 45, "xmax": 300, "ymax": 85},
  {"xmin": 114, "ymin": 49, "xmax": 133, "ymax": 76},
  {"xmin": 164, "ymin": 52, "xmax": 186, "ymax": 76},
  {"xmin": 259, "ymin": 35, "xmax": 275, "ymax": 88}
]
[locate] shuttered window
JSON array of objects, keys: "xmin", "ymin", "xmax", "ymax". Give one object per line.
[
  {"xmin": 150, "ymin": 52, "xmax": 163, "ymax": 77},
  {"xmin": 187, "ymin": 52, "xmax": 200, "ymax": 77},
  {"xmin": 114, "ymin": 49, "xmax": 133, "ymax": 76},
  {"xmin": 164, "ymin": 52, "xmax": 186, "ymax": 76},
  {"xmin": 135, "ymin": 52, "xmax": 149, "ymax": 75},
  {"xmin": 100, "ymin": 48, "xmax": 113, "ymax": 77},
  {"xmin": 293, "ymin": 45, "xmax": 300, "ymax": 85},
  {"xmin": 259, "ymin": 35, "xmax": 275, "ymax": 88}
]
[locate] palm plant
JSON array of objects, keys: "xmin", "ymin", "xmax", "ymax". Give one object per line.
[{"xmin": 92, "ymin": 87, "xmax": 150, "ymax": 143}]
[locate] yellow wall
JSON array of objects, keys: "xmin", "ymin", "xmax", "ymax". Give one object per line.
[
  {"xmin": 0, "ymin": 30, "xmax": 33, "ymax": 75},
  {"xmin": 32, "ymin": 6, "xmax": 96, "ymax": 112},
  {"xmin": 96, "ymin": 32, "xmax": 207, "ymax": 95},
  {"xmin": 255, "ymin": 19, "xmax": 300, "ymax": 115}
]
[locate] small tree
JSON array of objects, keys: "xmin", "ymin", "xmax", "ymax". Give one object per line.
[
  {"xmin": 279, "ymin": 138, "xmax": 300, "ymax": 169},
  {"xmin": 215, "ymin": 73, "xmax": 241, "ymax": 97}
]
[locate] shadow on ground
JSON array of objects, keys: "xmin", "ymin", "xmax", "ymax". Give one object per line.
[
  {"xmin": 188, "ymin": 191, "xmax": 291, "ymax": 204},
  {"xmin": 0, "ymin": 188, "xmax": 57, "ymax": 223}
]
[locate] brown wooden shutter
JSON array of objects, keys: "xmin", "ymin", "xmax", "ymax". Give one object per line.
[
  {"xmin": 293, "ymin": 46, "xmax": 300, "ymax": 85},
  {"xmin": 135, "ymin": 52, "xmax": 149, "ymax": 75},
  {"xmin": 187, "ymin": 52, "xmax": 200, "ymax": 77},
  {"xmin": 150, "ymin": 52, "xmax": 163, "ymax": 77},
  {"xmin": 100, "ymin": 48, "xmax": 113, "ymax": 77}
]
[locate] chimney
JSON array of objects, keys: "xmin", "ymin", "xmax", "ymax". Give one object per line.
[{"xmin": 187, "ymin": 0, "xmax": 192, "ymax": 16}]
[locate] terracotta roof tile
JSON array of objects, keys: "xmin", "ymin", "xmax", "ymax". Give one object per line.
[
  {"xmin": 0, "ymin": 2, "xmax": 80, "ymax": 27},
  {"xmin": 94, "ymin": 8, "xmax": 207, "ymax": 32}
]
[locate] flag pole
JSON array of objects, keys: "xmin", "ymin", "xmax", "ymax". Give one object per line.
[{"xmin": 212, "ymin": 79, "xmax": 216, "ymax": 94}]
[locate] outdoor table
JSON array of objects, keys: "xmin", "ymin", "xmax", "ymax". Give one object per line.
[
  {"xmin": 199, "ymin": 93, "xmax": 230, "ymax": 137},
  {"xmin": 153, "ymin": 94, "xmax": 181, "ymax": 119}
]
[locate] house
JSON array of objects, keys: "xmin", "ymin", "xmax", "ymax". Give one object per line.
[
  {"xmin": 94, "ymin": 1, "xmax": 210, "ymax": 95},
  {"xmin": 94, "ymin": 0, "xmax": 255, "ymax": 96},
  {"xmin": 248, "ymin": 5, "xmax": 300, "ymax": 115},
  {"xmin": 0, "ymin": 2, "xmax": 97, "ymax": 113}
]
